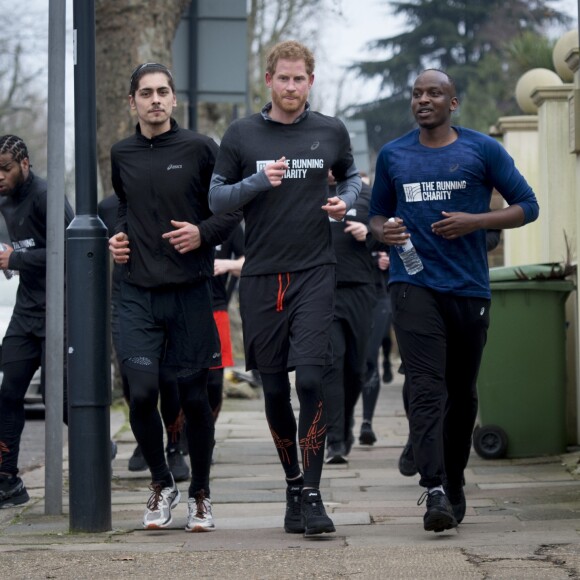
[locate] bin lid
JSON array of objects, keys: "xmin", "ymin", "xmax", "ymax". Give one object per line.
[
  {"xmin": 490, "ymin": 263, "xmax": 569, "ymax": 282},
  {"xmin": 489, "ymin": 263, "xmax": 575, "ymax": 292}
]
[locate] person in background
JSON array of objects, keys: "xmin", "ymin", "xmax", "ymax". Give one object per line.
[
  {"xmin": 380, "ymin": 313, "xmax": 394, "ymax": 385},
  {"xmin": 0, "ymin": 135, "xmax": 74, "ymax": 508},
  {"xmin": 208, "ymin": 223, "xmax": 245, "ymax": 426},
  {"xmin": 359, "ymin": 249, "xmax": 390, "ymax": 446},
  {"xmin": 324, "ymin": 171, "xmax": 376, "ymax": 464},
  {"xmin": 355, "ymin": 172, "xmax": 392, "ymax": 447},
  {"xmin": 369, "ymin": 69, "xmax": 539, "ymax": 533},
  {"xmin": 109, "ymin": 62, "xmax": 240, "ymax": 532},
  {"xmin": 208, "ymin": 41, "xmax": 361, "ymax": 537}
]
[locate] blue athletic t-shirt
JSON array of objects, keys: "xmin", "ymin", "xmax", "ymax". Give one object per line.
[{"xmin": 369, "ymin": 127, "xmax": 539, "ymax": 298}]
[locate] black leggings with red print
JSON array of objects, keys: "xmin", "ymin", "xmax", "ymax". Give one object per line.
[{"xmin": 260, "ymin": 364, "xmax": 326, "ymax": 489}]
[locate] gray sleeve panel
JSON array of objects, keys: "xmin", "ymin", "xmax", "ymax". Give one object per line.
[
  {"xmin": 209, "ymin": 171, "xmax": 271, "ymax": 215},
  {"xmin": 336, "ymin": 166, "xmax": 362, "ymax": 212}
]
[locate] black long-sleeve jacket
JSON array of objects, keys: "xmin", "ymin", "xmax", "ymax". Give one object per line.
[
  {"xmin": 111, "ymin": 119, "xmax": 241, "ymax": 288},
  {"xmin": 0, "ymin": 172, "xmax": 74, "ymax": 317}
]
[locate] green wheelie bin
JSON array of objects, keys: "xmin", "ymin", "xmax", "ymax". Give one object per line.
[{"xmin": 474, "ymin": 264, "xmax": 575, "ymax": 459}]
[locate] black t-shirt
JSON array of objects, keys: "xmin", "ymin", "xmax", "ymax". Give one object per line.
[
  {"xmin": 211, "ymin": 109, "xmax": 356, "ymax": 276},
  {"xmin": 330, "ymin": 182, "xmax": 374, "ymax": 285},
  {"xmin": 212, "ymin": 223, "xmax": 245, "ymax": 310}
]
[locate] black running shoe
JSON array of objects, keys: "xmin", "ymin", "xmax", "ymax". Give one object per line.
[
  {"xmin": 445, "ymin": 482, "xmax": 466, "ymax": 524},
  {"xmin": 382, "ymin": 366, "xmax": 393, "ymax": 384},
  {"xmin": 128, "ymin": 445, "xmax": 147, "ymax": 472},
  {"xmin": 419, "ymin": 490, "xmax": 458, "ymax": 532},
  {"xmin": 301, "ymin": 489, "xmax": 335, "ymax": 536},
  {"xmin": 359, "ymin": 421, "xmax": 377, "ymax": 445},
  {"xmin": 0, "ymin": 475, "xmax": 30, "ymax": 509},
  {"xmin": 167, "ymin": 448, "xmax": 190, "ymax": 482},
  {"xmin": 325, "ymin": 442, "xmax": 348, "ymax": 464},
  {"xmin": 284, "ymin": 484, "xmax": 304, "ymax": 533},
  {"xmin": 398, "ymin": 438, "xmax": 418, "ymax": 477}
]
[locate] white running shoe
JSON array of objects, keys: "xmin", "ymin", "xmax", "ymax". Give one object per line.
[
  {"xmin": 185, "ymin": 490, "xmax": 215, "ymax": 532},
  {"xmin": 142, "ymin": 476, "xmax": 181, "ymax": 529}
]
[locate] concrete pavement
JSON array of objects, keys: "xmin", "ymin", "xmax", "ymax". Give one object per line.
[{"xmin": 1, "ymin": 370, "xmax": 580, "ymax": 579}]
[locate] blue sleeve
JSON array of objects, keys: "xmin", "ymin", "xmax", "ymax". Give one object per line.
[
  {"xmin": 486, "ymin": 139, "xmax": 539, "ymax": 225},
  {"xmin": 369, "ymin": 147, "xmax": 397, "ymax": 219}
]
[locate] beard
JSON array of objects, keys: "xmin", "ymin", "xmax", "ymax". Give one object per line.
[
  {"xmin": 271, "ymin": 90, "xmax": 307, "ymax": 115},
  {"xmin": 0, "ymin": 166, "xmax": 25, "ymax": 198}
]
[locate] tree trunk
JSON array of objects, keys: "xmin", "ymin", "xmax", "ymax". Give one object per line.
[{"xmin": 95, "ymin": 0, "xmax": 190, "ymax": 197}]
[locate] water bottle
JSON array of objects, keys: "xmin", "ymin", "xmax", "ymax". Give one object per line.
[
  {"xmin": 389, "ymin": 218, "xmax": 423, "ymax": 275},
  {"xmin": 0, "ymin": 243, "xmax": 15, "ymax": 279}
]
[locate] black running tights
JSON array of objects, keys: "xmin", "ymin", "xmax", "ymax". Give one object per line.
[
  {"xmin": 123, "ymin": 360, "xmax": 214, "ymax": 497},
  {"xmin": 0, "ymin": 357, "xmax": 67, "ymax": 476},
  {"xmin": 260, "ymin": 365, "xmax": 326, "ymax": 488}
]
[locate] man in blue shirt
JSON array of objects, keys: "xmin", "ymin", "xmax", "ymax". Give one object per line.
[{"xmin": 369, "ymin": 69, "xmax": 539, "ymax": 533}]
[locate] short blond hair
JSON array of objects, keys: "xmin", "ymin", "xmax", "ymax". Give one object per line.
[{"xmin": 266, "ymin": 41, "xmax": 315, "ymax": 76}]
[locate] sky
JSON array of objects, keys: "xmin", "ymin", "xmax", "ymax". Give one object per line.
[
  {"xmin": 5, "ymin": 0, "xmax": 580, "ymax": 151},
  {"xmin": 314, "ymin": 0, "xmax": 579, "ymax": 115}
]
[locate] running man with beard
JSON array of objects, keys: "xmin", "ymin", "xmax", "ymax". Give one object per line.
[{"xmin": 209, "ymin": 41, "xmax": 361, "ymax": 537}]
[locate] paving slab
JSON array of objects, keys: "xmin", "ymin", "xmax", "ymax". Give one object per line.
[{"xmin": 2, "ymin": 370, "xmax": 580, "ymax": 579}]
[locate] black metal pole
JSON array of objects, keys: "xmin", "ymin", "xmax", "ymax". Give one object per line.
[
  {"xmin": 67, "ymin": 0, "xmax": 111, "ymax": 532},
  {"xmin": 188, "ymin": 0, "xmax": 198, "ymax": 130}
]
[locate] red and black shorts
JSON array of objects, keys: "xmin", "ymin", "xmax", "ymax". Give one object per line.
[{"xmin": 239, "ymin": 264, "xmax": 335, "ymax": 373}]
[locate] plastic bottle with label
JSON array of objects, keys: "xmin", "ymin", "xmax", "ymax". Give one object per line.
[{"xmin": 388, "ymin": 218, "xmax": 423, "ymax": 275}]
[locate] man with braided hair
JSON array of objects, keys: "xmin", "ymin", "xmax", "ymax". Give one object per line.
[{"xmin": 0, "ymin": 135, "xmax": 74, "ymax": 508}]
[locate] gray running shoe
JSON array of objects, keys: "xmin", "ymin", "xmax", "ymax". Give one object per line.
[
  {"xmin": 142, "ymin": 476, "xmax": 180, "ymax": 529},
  {"xmin": 185, "ymin": 489, "xmax": 215, "ymax": 532}
]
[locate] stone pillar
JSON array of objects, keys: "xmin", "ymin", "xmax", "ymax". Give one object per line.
[
  {"xmin": 566, "ymin": 44, "xmax": 580, "ymax": 445},
  {"xmin": 531, "ymin": 85, "xmax": 577, "ymax": 264},
  {"xmin": 495, "ymin": 116, "xmax": 541, "ymax": 266},
  {"xmin": 531, "ymin": 83, "xmax": 578, "ymax": 446}
]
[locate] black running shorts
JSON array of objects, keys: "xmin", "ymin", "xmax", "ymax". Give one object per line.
[
  {"xmin": 118, "ymin": 280, "xmax": 221, "ymax": 369},
  {"xmin": 239, "ymin": 264, "xmax": 335, "ymax": 373},
  {"xmin": 1, "ymin": 314, "xmax": 45, "ymax": 364}
]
